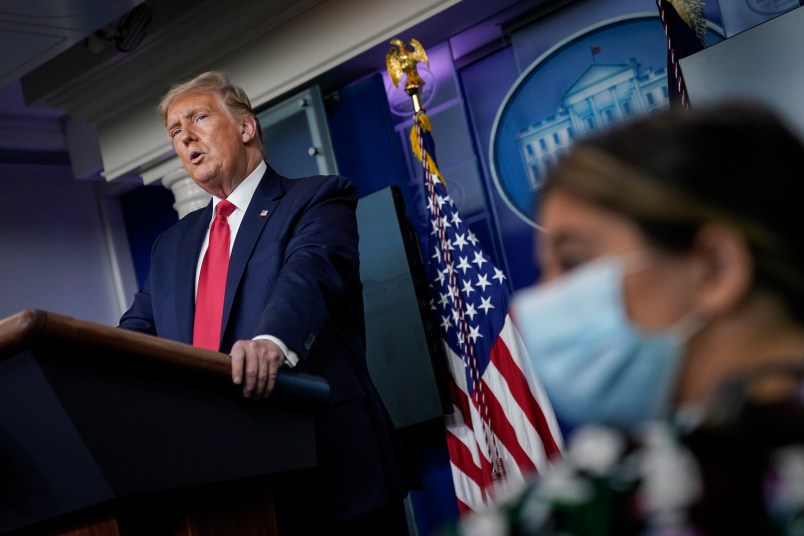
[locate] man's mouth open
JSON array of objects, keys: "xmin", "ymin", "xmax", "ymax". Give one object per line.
[{"xmin": 190, "ymin": 151, "xmax": 204, "ymax": 164}]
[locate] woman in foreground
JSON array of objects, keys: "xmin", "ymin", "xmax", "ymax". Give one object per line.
[{"xmin": 449, "ymin": 101, "xmax": 804, "ymax": 535}]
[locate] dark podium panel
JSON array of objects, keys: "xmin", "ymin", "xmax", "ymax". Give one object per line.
[
  {"xmin": 357, "ymin": 186, "xmax": 451, "ymax": 429},
  {"xmin": 0, "ymin": 310, "xmax": 329, "ymax": 536}
]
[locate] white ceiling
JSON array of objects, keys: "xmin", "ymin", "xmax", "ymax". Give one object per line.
[{"xmin": 0, "ymin": 0, "xmax": 560, "ymax": 160}]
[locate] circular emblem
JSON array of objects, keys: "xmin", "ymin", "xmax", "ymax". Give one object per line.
[{"xmin": 488, "ymin": 15, "xmax": 722, "ymax": 228}]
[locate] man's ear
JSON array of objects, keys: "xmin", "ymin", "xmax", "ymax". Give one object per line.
[
  {"xmin": 691, "ymin": 223, "xmax": 753, "ymax": 316},
  {"xmin": 241, "ymin": 115, "xmax": 257, "ymax": 144}
]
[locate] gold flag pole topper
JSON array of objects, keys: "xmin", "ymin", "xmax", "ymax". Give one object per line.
[
  {"xmin": 385, "ymin": 38, "xmax": 429, "ymax": 113},
  {"xmin": 385, "ymin": 37, "xmax": 445, "ymax": 186}
]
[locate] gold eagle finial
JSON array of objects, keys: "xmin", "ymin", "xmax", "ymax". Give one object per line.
[{"xmin": 386, "ymin": 37, "xmax": 429, "ymax": 96}]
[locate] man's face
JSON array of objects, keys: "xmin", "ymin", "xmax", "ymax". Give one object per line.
[{"xmin": 165, "ymin": 90, "xmax": 249, "ymax": 196}]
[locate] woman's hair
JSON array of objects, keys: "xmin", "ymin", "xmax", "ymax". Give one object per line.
[
  {"xmin": 542, "ymin": 101, "xmax": 804, "ymax": 322},
  {"xmin": 156, "ymin": 70, "xmax": 266, "ymax": 158}
]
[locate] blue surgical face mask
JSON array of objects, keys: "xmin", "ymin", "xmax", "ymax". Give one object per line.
[{"xmin": 511, "ymin": 255, "xmax": 702, "ymax": 432}]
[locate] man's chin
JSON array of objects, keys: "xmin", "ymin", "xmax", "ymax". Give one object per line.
[
  {"xmin": 190, "ymin": 170, "xmax": 214, "ymax": 186},
  {"xmin": 201, "ymin": 179, "xmax": 232, "ymax": 200}
]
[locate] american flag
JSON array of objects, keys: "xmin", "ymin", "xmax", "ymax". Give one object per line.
[{"xmin": 411, "ymin": 110, "xmax": 564, "ymax": 513}]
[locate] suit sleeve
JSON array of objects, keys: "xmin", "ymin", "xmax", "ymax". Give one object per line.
[
  {"xmin": 255, "ymin": 176, "xmax": 360, "ymax": 359},
  {"xmin": 117, "ymin": 237, "xmax": 159, "ymax": 335}
]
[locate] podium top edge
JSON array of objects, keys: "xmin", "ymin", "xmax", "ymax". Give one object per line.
[{"xmin": 0, "ymin": 309, "xmax": 232, "ymax": 377}]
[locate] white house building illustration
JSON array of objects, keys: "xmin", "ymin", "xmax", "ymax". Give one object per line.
[{"xmin": 517, "ymin": 60, "xmax": 669, "ymax": 191}]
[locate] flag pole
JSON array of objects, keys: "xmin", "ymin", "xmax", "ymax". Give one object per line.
[
  {"xmin": 386, "ymin": 34, "xmax": 508, "ymax": 492},
  {"xmin": 385, "ymin": 37, "xmax": 564, "ymax": 515}
]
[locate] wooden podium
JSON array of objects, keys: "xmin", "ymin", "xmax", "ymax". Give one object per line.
[{"xmin": 0, "ymin": 310, "xmax": 329, "ymax": 536}]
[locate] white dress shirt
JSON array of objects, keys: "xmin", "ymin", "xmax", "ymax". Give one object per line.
[{"xmin": 195, "ymin": 160, "xmax": 298, "ymax": 367}]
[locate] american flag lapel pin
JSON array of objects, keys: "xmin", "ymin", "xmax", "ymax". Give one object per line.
[{"xmin": 260, "ymin": 210, "xmax": 269, "ymax": 217}]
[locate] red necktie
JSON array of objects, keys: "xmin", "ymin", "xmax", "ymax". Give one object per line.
[{"xmin": 193, "ymin": 200, "xmax": 236, "ymax": 351}]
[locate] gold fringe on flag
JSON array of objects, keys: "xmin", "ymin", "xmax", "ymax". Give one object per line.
[{"xmin": 409, "ymin": 112, "xmax": 447, "ymax": 187}]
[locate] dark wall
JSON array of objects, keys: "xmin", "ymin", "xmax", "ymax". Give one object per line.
[{"xmin": 119, "ymin": 183, "xmax": 178, "ymax": 289}]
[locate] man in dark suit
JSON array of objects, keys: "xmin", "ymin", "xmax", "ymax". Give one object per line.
[{"xmin": 118, "ymin": 71, "xmax": 416, "ymax": 534}]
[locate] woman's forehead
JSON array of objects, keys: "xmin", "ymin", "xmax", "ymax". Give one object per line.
[{"xmin": 540, "ymin": 190, "xmax": 647, "ymax": 249}]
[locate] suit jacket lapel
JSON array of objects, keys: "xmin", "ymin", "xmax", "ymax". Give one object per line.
[{"xmin": 222, "ymin": 166, "xmax": 285, "ymax": 334}]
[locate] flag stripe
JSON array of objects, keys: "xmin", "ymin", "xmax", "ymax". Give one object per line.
[
  {"xmin": 446, "ymin": 331, "xmax": 559, "ymax": 494},
  {"xmin": 445, "ymin": 410, "xmax": 489, "ymax": 512},
  {"xmin": 483, "ymin": 361, "xmax": 549, "ymax": 476},
  {"xmin": 448, "ymin": 371, "xmax": 474, "ymax": 433},
  {"xmin": 477, "ymin": 376, "xmax": 537, "ymax": 473},
  {"xmin": 490, "ymin": 328, "xmax": 562, "ymax": 459},
  {"xmin": 447, "ymin": 349, "xmax": 500, "ymax": 494},
  {"xmin": 455, "ymin": 497, "xmax": 473, "ymax": 516},
  {"xmin": 445, "ymin": 420, "xmax": 484, "ymax": 487},
  {"xmin": 502, "ymin": 320, "xmax": 566, "ymax": 450}
]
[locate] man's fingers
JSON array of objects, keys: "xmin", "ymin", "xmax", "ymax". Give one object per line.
[
  {"xmin": 266, "ymin": 372, "xmax": 277, "ymax": 397},
  {"xmin": 243, "ymin": 354, "xmax": 260, "ymax": 398},
  {"xmin": 230, "ymin": 347, "xmax": 245, "ymax": 385},
  {"xmin": 254, "ymin": 355, "xmax": 269, "ymax": 399},
  {"xmin": 229, "ymin": 339, "xmax": 285, "ymax": 399}
]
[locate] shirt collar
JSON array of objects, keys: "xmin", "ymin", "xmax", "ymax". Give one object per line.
[{"xmin": 211, "ymin": 160, "xmax": 266, "ymax": 213}]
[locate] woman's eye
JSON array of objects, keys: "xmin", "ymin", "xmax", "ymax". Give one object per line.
[
  {"xmin": 557, "ymin": 252, "xmax": 590, "ymax": 274},
  {"xmin": 537, "ymin": 252, "xmax": 589, "ymax": 282}
]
